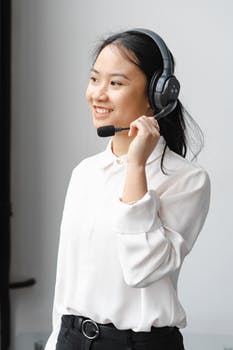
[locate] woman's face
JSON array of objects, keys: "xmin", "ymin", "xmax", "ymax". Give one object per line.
[{"xmin": 86, "ymin": 44, "xmax": 151, "ymax": 130}]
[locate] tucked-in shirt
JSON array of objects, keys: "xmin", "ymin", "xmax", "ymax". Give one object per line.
[{"xmin": 45, "ymin": 137, "xmax": 210, "ymax": 350}]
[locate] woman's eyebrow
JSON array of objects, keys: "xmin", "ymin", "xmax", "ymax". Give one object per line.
[{"xmin": 90, "ymin": 68, "xmax": 130, "ymax": 80}]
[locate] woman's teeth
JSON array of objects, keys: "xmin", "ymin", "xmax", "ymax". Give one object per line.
[{"xmin": 96, "ymin": 107, "xmax": 112, "ymax": 114}]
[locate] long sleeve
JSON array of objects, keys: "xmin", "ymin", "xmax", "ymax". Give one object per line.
[
  {"xmin": 113, "ymin": 166, "xmax": 210, "ymax": 288},
  {"xmin": 44, "ymin": 167, "xmax": 79, "ymax": 350}
]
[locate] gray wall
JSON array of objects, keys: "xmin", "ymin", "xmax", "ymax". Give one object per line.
[{"xmin": 10, "ymin": 0, "xmax": 233, "ymax": 345}]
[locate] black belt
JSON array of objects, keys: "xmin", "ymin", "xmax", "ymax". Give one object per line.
[{"xmin": 61, "ymin": 314, "xmax": 176, "ymax": 350}]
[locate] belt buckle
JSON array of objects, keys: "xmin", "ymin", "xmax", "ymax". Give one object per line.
[{"xmin": 81, "ymin": 319, "xmax": 100, "ymax": 340}]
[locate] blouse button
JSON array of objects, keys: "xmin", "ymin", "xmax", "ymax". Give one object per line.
[{"xmin": 116, "ymin": 158, "xmax": 124, "ymax": 165}]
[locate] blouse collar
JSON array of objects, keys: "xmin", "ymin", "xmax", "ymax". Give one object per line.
[{"xmin": 95, "ymin": 136, "xmax": 166, "ymax": 169}]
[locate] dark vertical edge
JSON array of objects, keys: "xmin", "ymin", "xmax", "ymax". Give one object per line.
[{"xmin": 0, "ymin": 0, "xmax": 12, "ymax": 349}]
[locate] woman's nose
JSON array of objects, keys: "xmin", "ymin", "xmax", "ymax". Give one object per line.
[{"xmin": 92, "ymin": 85, "xmax": 108, "ymax": 101}]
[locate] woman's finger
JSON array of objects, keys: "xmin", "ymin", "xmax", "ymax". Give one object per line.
[
  {"xmin": 147, "ymin": 116, "xmax": 160, "ymax": 133},
  {"xmin": 129, "ymin": 116, "xmax": 160, "ymax": 136}
]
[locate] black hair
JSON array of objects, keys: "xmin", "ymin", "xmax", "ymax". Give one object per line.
[{"xmin": 93, "ymin": 30, "xmax": 203, "ymax": 172}]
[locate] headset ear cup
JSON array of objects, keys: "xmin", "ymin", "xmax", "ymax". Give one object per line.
[
  {"xmin": 162, "ymin": 76, "xmax": 180, "ymax": 106},
  {"xmin": 149, "ymin": 74, "xmax": 180, "ymax": 111},
  {"xmin": 148, "ymin": 71, "xmax": 161, "ymax": 111}
]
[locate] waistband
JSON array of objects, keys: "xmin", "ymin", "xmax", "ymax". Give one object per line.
[{"xmin": 61, "ymin": 314, "xmax": 177, "ymax": 343}]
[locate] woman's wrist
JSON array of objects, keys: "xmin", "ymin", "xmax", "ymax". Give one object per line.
[{"xmin": 121, "ymin": 162, "xmax": 147, "ymax": 204}]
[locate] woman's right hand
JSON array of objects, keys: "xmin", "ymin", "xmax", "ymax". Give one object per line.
[{"xmin": 127, "ymin": 116, "xmax": 160, "ymax": 166}]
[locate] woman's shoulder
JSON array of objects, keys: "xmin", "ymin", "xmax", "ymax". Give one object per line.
[
  {"xmin": 165, "ymin": 148, "xmax": 208, "ymax": 173},
  {"xmin": 162, "ymin": 148, "xmax": 210, "ymax": 190}
]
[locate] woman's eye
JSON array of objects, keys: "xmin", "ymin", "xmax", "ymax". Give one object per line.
[
  {"xmin": 111, "ymin": 81, "xmax": 122, "ymax": 86},
  {"xmin": 90, "ymin": 76, "xmax": 97, "ymax": 83}
]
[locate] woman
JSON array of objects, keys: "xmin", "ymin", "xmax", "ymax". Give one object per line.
[{"xmin": 45, "ymin": 29, "xmax": 210, "ymax": 350}]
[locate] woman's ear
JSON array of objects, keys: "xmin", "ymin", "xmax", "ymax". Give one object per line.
[{"xmin": 146, "ymin": 105, "xmax": 154, "ymax": 116}]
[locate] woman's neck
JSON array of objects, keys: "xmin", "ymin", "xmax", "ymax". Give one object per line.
[{"xmin": 111, "ymin": 132, "xmax": 134, "ymax": 157}]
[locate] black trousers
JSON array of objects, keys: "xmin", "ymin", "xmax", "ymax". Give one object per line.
[{"xmin": 55, "ymin": 315, "xmax": 185, "ymax": 350}]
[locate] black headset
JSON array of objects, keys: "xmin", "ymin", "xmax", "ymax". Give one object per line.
[{"xmin": 130, "ymin": 28, "xmax": 180, "ymax": 118}]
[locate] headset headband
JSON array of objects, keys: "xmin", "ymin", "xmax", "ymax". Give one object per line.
[
  {"xmin": 131, "ymin": 28, "xmax": 174, "ymax": 75},
  {"xmin": 126, "ymin": 28, "xmax": 180, "ymax": 112}
]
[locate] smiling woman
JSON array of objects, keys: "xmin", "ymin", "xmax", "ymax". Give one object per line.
[
  {"xmin": 45, "ymin": 29, "xmax": 210, "ymax": 350},
  {"xmin": 86, "ymin": 45, "xmax": 150, "ymax": 135}
]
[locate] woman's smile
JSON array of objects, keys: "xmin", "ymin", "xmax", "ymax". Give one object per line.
[{"xmin": 93, "ymin": 105, "xmax": 114, "ymax": 119}]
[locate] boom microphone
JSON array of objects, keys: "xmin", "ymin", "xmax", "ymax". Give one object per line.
[
  {"xmin": 97, "ymin": 102, "xmax": 177, "ymax": 138},
  {"xmin": 97, "ymin": 126, "xmax": 130, "ymax": 137}
]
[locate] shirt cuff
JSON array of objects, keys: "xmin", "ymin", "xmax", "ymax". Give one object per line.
[{"xmin": 113, "ymin": 190, "xmax": 161, "ymax": 234}]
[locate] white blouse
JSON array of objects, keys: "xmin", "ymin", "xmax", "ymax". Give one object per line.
[{"xmin": 45, "ymin": 137, "xmax": 210, "ymax": 350}]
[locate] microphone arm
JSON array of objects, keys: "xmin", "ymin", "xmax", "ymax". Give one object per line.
[
  {"xmin": 97, "ymin": 102, "xmax": 177, "ymax": 137},
  {"xmin": 155, "ymin": 101, "xmax": 177, "ymax": 120}
]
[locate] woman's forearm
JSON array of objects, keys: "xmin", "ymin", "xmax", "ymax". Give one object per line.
[{"xmin": 121, "ymin": 163, "xmax": 148, "ymax": 203}]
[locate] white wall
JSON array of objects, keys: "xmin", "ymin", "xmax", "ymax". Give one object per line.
[{"xmin": 10, "ymin": 0, "xmax": 233, "ymax": 345}]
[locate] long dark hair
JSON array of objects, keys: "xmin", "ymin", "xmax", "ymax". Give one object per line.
[{"xmin": 93, "ymin": 30, "xmax": 203, "ymax": 171}]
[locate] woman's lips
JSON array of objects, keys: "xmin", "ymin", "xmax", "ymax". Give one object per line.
[{"xmin": 93, "ymin": 106, "xmax": 113, "ymax": 118}]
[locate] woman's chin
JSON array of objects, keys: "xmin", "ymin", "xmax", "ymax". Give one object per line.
[{"xmin": 93, "ymin": 119, "xmax": 112, "ymax": 129}]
